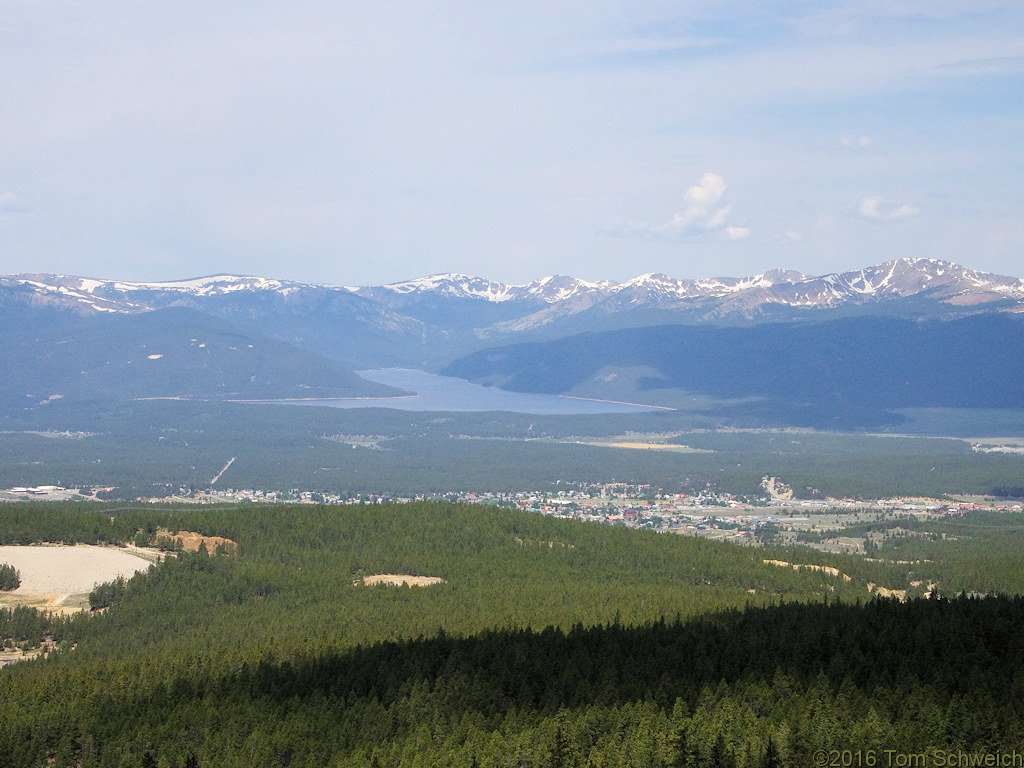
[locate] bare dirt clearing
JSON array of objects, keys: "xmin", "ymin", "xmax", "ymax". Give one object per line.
[
  {"xmin": 359, "ymin": 574, "xmax": 446, "ymax": 587},
  {"xmin": 0, "ymin": 545, "xmax": 152, "ymax": 614},
  {"xmin": 763, "ymin": 559, "xmax": 852, "ymax": 581},
  {"xmin": 157, "ymin": 529, "xmax": 237, "ymax": 553},
  {"xmin": 577, "ymin": 441, "xmax": 713, "ymax": 453}
]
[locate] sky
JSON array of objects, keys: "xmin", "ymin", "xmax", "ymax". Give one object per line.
[{"xmin": 1, "ymin": 1, "xmax": 1022, "ymax": 286}]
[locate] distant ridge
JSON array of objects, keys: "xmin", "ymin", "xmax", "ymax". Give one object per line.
[
  {"xmin": 358, "ymin": 258, "xmax": 1024, "ymax": 306},
  {"xmin": 3, "ymin": 258, "xmax": 1024, "ymax": 371},
  {"xmin": 4, "ymin": 258, "xmax": 1024, "ymax": 426},
  {"xmin": 5, "ymin": 258, "xmax": 1022, "ymax": 319}
]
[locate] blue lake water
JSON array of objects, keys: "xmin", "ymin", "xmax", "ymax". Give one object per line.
[{"xmin": 271, "ymin": 369, "xmax": 666, "ymax": 415}]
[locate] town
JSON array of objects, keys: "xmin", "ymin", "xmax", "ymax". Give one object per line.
[{"xmin": 4, "ymin": 479, "xmax": 1020, "ymax": 557}]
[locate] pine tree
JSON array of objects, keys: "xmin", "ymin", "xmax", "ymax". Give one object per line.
[
  {"xmin": 761, "ymin": 736, "xmax": 782, "ymax": 768},
  {"xmin": 0, "ymin": 563, "xmax": 20, "ymax": 591}
]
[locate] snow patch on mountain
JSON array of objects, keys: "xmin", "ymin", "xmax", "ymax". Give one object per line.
[
  {"xmin": 369, "ymin": 273, "xmax": 612, "ymax": 304},
  {"xmin": 5, "ymin": 259, "xmax": 1024, "ymax": 323},
  {"xmin": 104, "ymin": 274, "xmax": 304, "ymax": 296}
]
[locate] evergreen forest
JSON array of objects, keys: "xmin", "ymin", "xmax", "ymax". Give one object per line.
[
  {"xmin": 0, "ymin": 502, "xmax": 1023, "ymax": 767},
  {"xmin": 4, "ymin": 398, "xmax": 1024, "ymax": 501}
]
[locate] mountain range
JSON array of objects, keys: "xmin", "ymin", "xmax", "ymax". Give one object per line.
[
  {"xmin": 3, "ymin": 258, "xmax": 1024, "ymax": 424},
  {"xmin": 356, "ymin": 257, "xmax": 1024, "ymax": 320},
  {"xmin": 7, "ymin": 257, "xmax": 1024, "ymax": 320}
]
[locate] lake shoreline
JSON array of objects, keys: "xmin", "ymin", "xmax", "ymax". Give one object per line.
[{"xmin": 230, "ymin": 369, "xmax": 666, "ymax": 415}]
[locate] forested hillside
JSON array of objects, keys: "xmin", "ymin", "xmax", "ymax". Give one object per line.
[
  {"xmin": 443, "ymin": 314, "xmax": 1024, "ymax": 424},
  {"xmin": 0, "ymin": 307, "xmax": 403, "ymax": 409},
  {"xmin": 1, "ymin": 502, "xmax": 1023, "ymax": 766}
]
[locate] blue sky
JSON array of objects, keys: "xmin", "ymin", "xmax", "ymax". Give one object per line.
[{"xmin": 1, "ymin": 1, "xmax": 1022, "ymax": 285}]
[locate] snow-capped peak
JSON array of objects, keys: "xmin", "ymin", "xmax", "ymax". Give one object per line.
[
  {"xmin": 104, "ymin": 274, "xmax": 305, "ymax": 295},
  {"xmin": 374, "ymin": 273, "xmax": 515, "ymax": 301},
  {"xmin": 4, "ymin": 258, "xmax": 1024, "ymax": 322},
  {"xmin": 370, "ymin": 273, "xmax": 611, "ymax": 304},
  {"xmin": 520, "ymin": 275, "xmax": 611, "ymax": 302}
]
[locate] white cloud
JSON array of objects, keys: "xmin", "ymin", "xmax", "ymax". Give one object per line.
[
  {"xmin": 859, "ymin": 196, "xmax": 921, "ymax": 221},
  {"xmin": 662, "ymin": 173, "xmax": 732, "ymax": 235},
  {"xmin": 840, "ymin": 134, "xmax": 874, "ymax": 151},
  {"xmin": 817, "ymin": 134, "xmax": 876, "ymax": 153},
  {"xmin": 618, "ymin": 173, "xmax": 751, "ymax": 243}
]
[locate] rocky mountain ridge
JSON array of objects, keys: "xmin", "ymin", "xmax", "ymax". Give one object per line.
[
  {"xmin": 4, "ymin": 258, "xmax": 1024, "ymax": 425},
  {"xmin": 4, "ymin": 258, "xmax": 1023, "ymax": 369},
  {"xmin": 4, "ymin": 257, "xmax": 1023, "ymax": 313}
]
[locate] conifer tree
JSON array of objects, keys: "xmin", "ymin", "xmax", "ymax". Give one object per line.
[{"xmin": 0, "ymin": 563, "xmax": 19, "ymax": 591}]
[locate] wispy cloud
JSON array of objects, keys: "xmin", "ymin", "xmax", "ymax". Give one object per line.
[
  {"xmin": 936, "ymin": 55, "xmax": 1024, "ymax": 74},
  {"xmin": 662, "ymin": 173, "xmax": 732, "ymax": 236},
  {"xmin": 617, "ymin": 173, "xmax": 751, "ymax": 242},
  {"xmin": 859, "ymin": 196, "xmax": 920, "ymax": 222},
  {"xmin": 603, "ymin": 34, "xmax": 731, "ymax": 56},
  {"xmin": 0, "ymin": 192, "xmax": 25, "ymax": 213},
  {"xmin": 818, "ymin": 134, "xmax": 875, "ymax": 153}
]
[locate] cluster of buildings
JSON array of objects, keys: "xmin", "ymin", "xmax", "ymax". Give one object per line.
[{"xmin": 5, "ymin": 481, "xmax": 1019, "ymax": 550}]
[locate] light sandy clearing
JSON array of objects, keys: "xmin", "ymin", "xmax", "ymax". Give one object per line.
[
  {"xmin": 0, "ymin": 545, "xmax": 151, "ymax": 602},
  {"xmin": 577, "ymin": 441, "xmax": 713, "ymax": 453},
  {"xmin": 0, "ymin": 648, "xmax": 43, "ymax": 667},
  {"xmin": 157, "ymin": 529, "xmax": 237, "ymax": 554},
  {"xmin": 763, "ymin": 559, "xmax": 852, "ymax": 581},
  {"xmin": 359, "ymin": 574, "xmax": 446, "ymax": 587}
]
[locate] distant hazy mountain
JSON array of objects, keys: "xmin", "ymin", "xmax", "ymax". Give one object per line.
[
  {"xmin": 0, "ymin": 307, "xmax": 405, "ymax": 411},
  {"xmin": 3, "ymin": 258, "xmax": 1023, "ymax": 420},
  {"xmin": 442, "ymin": 314, "xmax": 1024, "ymax": 426},
  {"xmin": 355, "ymin": 258, "xmax": 1024, "ymax": 334},
  {"xmin": 0, "ymin": 273, "xmax": 431, "ymax": 368},
  {"xmin": 7, "ymin": 258, "xmax": 1024, "ymax": 311},
  {"xmin": 5, "ymin": 259, "xmax": 1022, "ymax": 351}
]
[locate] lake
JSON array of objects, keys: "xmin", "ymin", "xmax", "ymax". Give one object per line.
[{"xmin": 270, "ymin": 368, "xmax": 667, "ymax": 415}]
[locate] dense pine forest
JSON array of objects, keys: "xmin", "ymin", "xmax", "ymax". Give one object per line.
[
  {"xmin": 0, "ymin": 502, "xmax": 1022, "ymax": 766},
  {"xmin": 5, "ymin": 398, "xmax": 1024, "ymax": 500}
]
